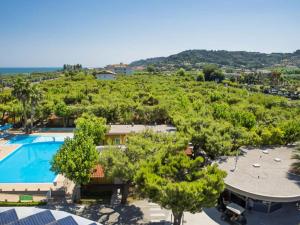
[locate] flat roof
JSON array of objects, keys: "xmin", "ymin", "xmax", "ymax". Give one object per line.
[
  {"xmin": 217, "ymin": 146, "xmax": 300, "ymax": 202},
  {"xmin": 107, "ymin": 124, "xmax": 176, "ymax": 135}
]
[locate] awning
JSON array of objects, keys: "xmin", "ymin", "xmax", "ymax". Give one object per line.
[{"xmin": 226, "ymin": 203, "xmax": 245, "ymax": 215}]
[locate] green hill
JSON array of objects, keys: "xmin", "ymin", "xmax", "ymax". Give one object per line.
[{"xmin": 130, "ymin": 49, "xmax": 300, "ymax": 70}]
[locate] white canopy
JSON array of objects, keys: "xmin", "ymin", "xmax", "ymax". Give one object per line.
[{"xmin": 226, "ymin": 203, "xmax": 245, "ymax": 215}]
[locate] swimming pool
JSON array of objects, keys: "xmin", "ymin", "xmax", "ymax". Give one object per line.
[
  {"xmin": 0, "ymin": 142, "xmax": 63, "ymax": 183},
  {"xmin": 6, "ymin": 135, "xmax": 69, "ymax": 145}
]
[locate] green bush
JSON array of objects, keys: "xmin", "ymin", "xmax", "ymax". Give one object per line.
[{"xmin": 0, "ymin": 201, "xmax": 47, "ymax": 206}]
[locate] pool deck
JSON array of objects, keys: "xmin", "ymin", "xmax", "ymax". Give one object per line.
[
  {"xmin": 0, "ymin": 174, "xmax": 65, "ymax": 191},
  {"xmin": 0, "ymin": 174, "xmax": 75, "ymax": 202},
  {"xmin": 0, "ymin": 144, "xmax": 20, "ymax": 161}
]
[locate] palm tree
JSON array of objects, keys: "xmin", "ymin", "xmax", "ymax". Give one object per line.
[
  {"xmin": 292, "ymin": 145, "xmax": 300, "ymax": 174},
  {"xmin": 29, "ymin": 85, "xmax": 42, "ymax": 131},
  {"xmin": 12, "ymin": 78, "xmax": 31, "ymax": 132}
]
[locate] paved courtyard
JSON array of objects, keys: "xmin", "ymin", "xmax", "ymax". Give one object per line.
[
  {"xmin": 38, "ymin": 200, "xmax": 300, "ymax": 225},
  {"xmin": 41, "ymin": 199, "xmax": 170, "ymax": 225}
]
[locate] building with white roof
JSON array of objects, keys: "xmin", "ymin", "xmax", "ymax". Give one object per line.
[{"xmin": 217, "ymin": 146, "xmax": 300, "ymax": 213}]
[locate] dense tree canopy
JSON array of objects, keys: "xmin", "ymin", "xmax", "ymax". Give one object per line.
[
  {"xmin": 99, "ymin": 131, "xmax": 188, "ymax": 203},
  {"xmin": 1, "ymin": 72, "xmax": 299, "ymax": 159}
]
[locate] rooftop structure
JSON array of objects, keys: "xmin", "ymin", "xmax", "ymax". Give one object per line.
[
  {"xmin": 107, "ymin": 124, "xmax": 176, "ymax": 135},
  {"xmin": 0, "ymin": 208, "xmax": 100, "ymax": 225},
  {"xmin": 217, "ymin": 146, "xmax": 300, "ymax": 203}
]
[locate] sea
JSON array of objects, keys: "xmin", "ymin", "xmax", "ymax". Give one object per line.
[{"xmin": 0, "ymin": 67, "xmax": 61, "ymax": 75}]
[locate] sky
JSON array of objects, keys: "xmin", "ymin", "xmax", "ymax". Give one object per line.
[{"xmin": 0, "ymin": 0, "xmax": 299, "ymax": 67}]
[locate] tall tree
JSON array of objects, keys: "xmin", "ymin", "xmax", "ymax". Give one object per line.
[
  {"xmin": 134, "ymin": 151, "xmax": 226, "ymax": 225},
  {"xmin": 29, "ymin": 85, "xmax": 42, "ymax": 131},
  {"xmin": 202, "ymin": 64, "xmax": 224, "ymax": 82},
  {"xmin": 271, "ymin": 70, "xmax": 282, "ymax": 86},
  {"xmin": 12, "ymin": 78, "xmax": 31, "ymax": 132},
  {"xmin": 51, "ymin": 132, "xmax": 98, "ymax": 200}
]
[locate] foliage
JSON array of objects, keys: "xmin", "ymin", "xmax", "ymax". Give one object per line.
[
  {"xmin": 203, "ymin": 64, "xmax": 224, "ymax": 82},
  {"xmin": 54, "ymin": 102, "xmax": 71, "ymax": 127},
  {"xmin": 63, "ymin": 64, "xmax": 82, "ymax": 71},
  {"xmin": 280, "ymin": 120, "xmax": 300, "ymax": 145},
  {"xmin": 176, "ymin": 68, "xmax": 186, "ymax": 76},
  {"xmin": 2, "ymin": 72, "xmax": 300, "ymax": 159},
  {"xmin": 291, "ymin": 145, "xmax": 300, "ymax": 174},
  {"xmin": 196, "ymin": 71, "xmax": 205, "ymax": 81},
  {"xmin": 146, "ymin": 65, "xmax": 156, "ymax": 73},
  {"xmin": 134, "ymin": 151, "xmax": 226, "ymax": 225},
  {"xmin": 51, "ymin": 132, "xmax": 98, "ymax": 185},
  {"xmin": 75, "ymin": 113, "xmax": 108, "ymax": 145},
  {"xmin": 99, "ymin": 131, "xmax": 188, "ymax": 183},
  {"xmin": 0, "ymin": 201, "xmax": 47, "ymax": 206},
  {"xmin": 258, "ymin": 126, "xmax": 285, "ymax": 145},
  {"xmin": 0, "ymin": 72, "xmax": 61, "ymax": 87},
  {"xmin": 99, "ymin": 147, "xmax": 134, "ymax": 183},
  {"xmin": 29, "ymin": 85, "xmax": 43, "ymax": 129},
  {"xmin": 99, "ymin": 131, "xmax": 188, "ymax": 203}
]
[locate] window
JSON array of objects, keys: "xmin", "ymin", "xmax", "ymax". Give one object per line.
[{"xmin": 114, "ymin": 137, "xmax": 121, "ymax": 145}]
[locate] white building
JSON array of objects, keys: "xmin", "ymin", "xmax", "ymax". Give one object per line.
[{"xmin": 105, "ymin": 63, "xmax": 133, "ymax": 75}]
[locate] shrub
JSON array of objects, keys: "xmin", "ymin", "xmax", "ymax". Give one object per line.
[{"xmin": 0, "ymin": 201, "xmax": 47, "ymax": 206}]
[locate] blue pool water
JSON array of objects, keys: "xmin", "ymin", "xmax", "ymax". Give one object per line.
[
  {"xmin": 6, "ymin": 135, "xmax": 66, "ymax": 145},
  {"xmin": 0, "ymin": 141, "xmax": 63, "ymax": 183},
  {"xmin": 6, "ymin": 135, "xmax": 39, "ymax": 144}
]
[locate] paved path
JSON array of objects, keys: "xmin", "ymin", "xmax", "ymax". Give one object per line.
[
  {"xmin": 180, "ymin": 209, "xmax": 226, "ymax": 225},
  {"xmin": 133, "ymin": 200, "xmax": 170, "ymax": 224}
]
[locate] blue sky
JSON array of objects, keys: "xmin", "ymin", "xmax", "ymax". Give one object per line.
[{"xmin": 0, "ymin": 0, "xmax": 299, "ymax": 67}]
